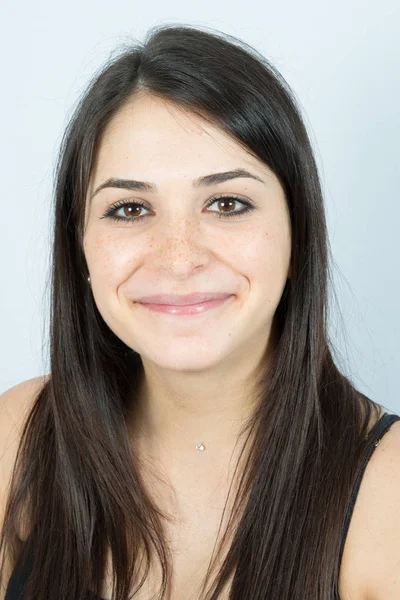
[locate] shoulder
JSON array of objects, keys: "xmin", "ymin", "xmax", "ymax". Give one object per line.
[
  {"xmin": 341, "ymin": 413, "xmax": 400, "ymax": 600},
  {"xmin": 0, "ymin": 376, "xmax": 50, "ymax": 597},
  {"xmin": 0, "ymin": 376, "xmax": 50, "ymax": 537},
  {"xmin": 362, "ymin": 416, "xmax": 400, "ymax": 600},
  {"xmin": 0, "ymin": 376, "xmax": 50, "ymax": 453},
  {"xmin": 0, "ymin": 375, "xmax": 49, "ymax": 420}
]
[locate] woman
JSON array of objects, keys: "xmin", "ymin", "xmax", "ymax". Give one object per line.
[{"xmin": 1, "ymin": 23, "xmax": 399, "ymax": 600}]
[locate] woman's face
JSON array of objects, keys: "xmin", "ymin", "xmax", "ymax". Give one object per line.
[{"xmin": 83, "ymin": 92, "xmax": 292, "ymax": 373}]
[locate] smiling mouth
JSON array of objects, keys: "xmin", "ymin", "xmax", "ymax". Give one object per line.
[{"xmin": 137, "ymin": 295, "xmax": 234, "ymax": 316}]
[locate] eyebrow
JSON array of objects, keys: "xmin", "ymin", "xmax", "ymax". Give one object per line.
[{"xmin": 90, "ymin": 168, "xmax": 265, "ymax": 200}]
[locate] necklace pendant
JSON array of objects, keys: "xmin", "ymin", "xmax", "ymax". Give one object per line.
[{"xmin": 196, "ymin": 443, "xmax": 206, "ymax": 452}]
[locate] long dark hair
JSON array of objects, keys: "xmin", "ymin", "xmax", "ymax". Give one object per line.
[{"xmin": 1, "ymin": 23, "xmax": 383, "ymax": 599}]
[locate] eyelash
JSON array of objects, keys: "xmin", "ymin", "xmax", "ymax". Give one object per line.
[{"xmin": 100, "ymin": 195, "xmax": 256, "ymax": 224}]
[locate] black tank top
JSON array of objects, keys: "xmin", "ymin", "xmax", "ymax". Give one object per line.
[{"xmin": 5, "ymin": 412, "xmax": 400, "ymax": 600}]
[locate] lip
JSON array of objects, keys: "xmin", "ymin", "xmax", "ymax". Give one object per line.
[
  {"xmin": 136, "ymin": 292, "xmax": 232, "ymax": 306},
  {"xmin": 137, "ymin": 295, "xmax": 234, "ymax": 315}
]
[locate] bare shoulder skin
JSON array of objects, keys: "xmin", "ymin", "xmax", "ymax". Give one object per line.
[{"xmin": 0, "ymin": 375, "xmax": 50, "ymax": 599}]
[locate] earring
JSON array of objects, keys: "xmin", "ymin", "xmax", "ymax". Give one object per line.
[{"xmin": 87, "ymin": 276, "xmax": 91, "ymax": 283}]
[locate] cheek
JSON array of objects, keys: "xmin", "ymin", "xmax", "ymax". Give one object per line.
[
  {"xmin": 237, "ymin": 225, "xmax": 291, "ymax": 287},
  {"xmin": 84, "ymin": 231, "xmax": 142, "ymax": 284}
]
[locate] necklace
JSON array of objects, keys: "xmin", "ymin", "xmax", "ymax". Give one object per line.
[
  {"xmin": 172, "ymin": 421, "xmax": 207, "ymax": 451},
  {"xmin": 170, "ymin": 419, "xmax": 244, "ymax": 453}
]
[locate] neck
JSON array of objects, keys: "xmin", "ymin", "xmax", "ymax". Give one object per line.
[
  {"xmin": 130, "ymin": 377, "xmax": 255, "ymax": 459},
  {"xmin": 126, "ymin": 361, "xmax": 269, "ymax": 466}
]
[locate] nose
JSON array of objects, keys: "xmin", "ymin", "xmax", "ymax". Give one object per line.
[{"xmin": 149, "ymin": 216, "xmax": 210, "ymax": 276}]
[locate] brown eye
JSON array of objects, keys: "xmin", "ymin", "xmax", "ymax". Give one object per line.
[
  {"xmin": 121, "ymin": 205, "xmax": 145, "ymax": 218},
  {"xmin": 205, "ymin": 195, "xmax": 256, "ymax": 219},
  {"xmin": 215, "ymin": 198, "xmax": 236, "ymax": 213},
  {"xmin": 101, "ymin": 195, "xmax": 256, "ymax": 223},
  {"xmin": 101, "ymin": 201, "xmax": 150, "ymax": 223}
]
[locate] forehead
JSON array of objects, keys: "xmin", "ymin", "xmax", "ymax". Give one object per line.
[{"xmin": 89, "ymin": 93, "xmax": 269, "ymax": 191}]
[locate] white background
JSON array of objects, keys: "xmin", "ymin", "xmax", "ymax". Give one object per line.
[{"xmin": 1, "ymin": 1, "xmax": 399, "ymax": 414}]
